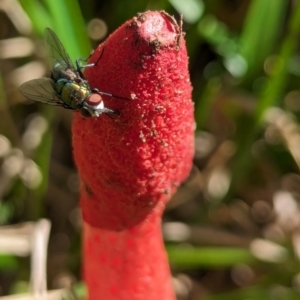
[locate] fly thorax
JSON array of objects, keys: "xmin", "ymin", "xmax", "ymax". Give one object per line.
[
  {"xmin": 54, "ymin": 62, "xmax": 68, "ymax": 73},
  {"xmin": 52, "ymin": 62, "xmax": 69, "ymax": 79}
]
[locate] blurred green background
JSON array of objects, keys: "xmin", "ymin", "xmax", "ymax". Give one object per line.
[{"xmin": 1, "ymin": 0, "xmax": 300, "ymax": 299}]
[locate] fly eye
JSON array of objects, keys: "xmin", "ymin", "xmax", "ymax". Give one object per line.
[
  {"xmin": 86, "ymin": 93, "xmax": 103, "ymax": 106},
  {"xmin": 80, "ymin": 108, "xmax": 92, "ymax": 118}
]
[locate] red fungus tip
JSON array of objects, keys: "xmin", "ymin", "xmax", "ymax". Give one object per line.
[
  {"xmin": 72, "ymin": 10, "xmax": 195, "ymax": 230},
  {"xmin": 137, "ymin": 11, "xmax": 178, "ymax": 45},
  {"xmin": 85, "ymin": 93, "xmax": 103, "ymax": 106}
]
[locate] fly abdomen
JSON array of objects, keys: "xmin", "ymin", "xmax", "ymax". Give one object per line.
[{"xmin": 55, "ymin": 78, "xmax": 90, "ymax": 109}]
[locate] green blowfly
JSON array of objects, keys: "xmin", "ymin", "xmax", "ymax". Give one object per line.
[{"xmin": 20, "ymin": 28, "xmax": 126, "ymax": 118}]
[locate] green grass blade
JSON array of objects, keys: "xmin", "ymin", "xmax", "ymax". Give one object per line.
[
  {"xmin": 203, "ymin": 286, "xmax": 300, "ymax": 300},
  {"xmin": 0, "ymin": 254, "xmax": 18, "ymax": 271},
  {"xmin": 18, "ymin": 0, "xmax": 91, "ymax": 218},
  {"xmin": 204, "ymin": 287, "xmax": 267, "ymax": 300},
  {"xmin": 44, "ymin": 0, "xmax": 91, "ymax": 60},
  {"xmin": 167, "ymin": 246, "xmax": 256, "ymax": 268},
  {"xmin": 227, "ymin": 1, "xmax": 300, "ymax": 196},
  {"xmin": 255, "ymin": 2, "xmax": 300, "ymax": 124},
  {"xmin": 239, "ymin": 0, "xmax": 287, "ymax": 84},
  {"xmin": 195, "ymin": 77, "xmax": 221, "ymax": 130},
  {"xmin": 27, "ymin": 106, "xmax": 55, "ymax": 220},
  {"xmin": 20, "ymin": 0, "xmax": 53, "ymax": 35}
]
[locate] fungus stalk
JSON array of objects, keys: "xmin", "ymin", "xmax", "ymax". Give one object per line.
[{"xmin": 72, "ymin": 11, "xmax": 194, "ymax": 300}]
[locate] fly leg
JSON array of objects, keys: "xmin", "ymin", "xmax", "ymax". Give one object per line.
[
  {"xmin": 76, "ymin": 48, "xmax": 105, "ymax": 78},
  {"xmin": 92, "ymin": 88, "xmax": 130, "ymax": 101},
  {"xmin": 103, "ymin": 108, "xmax": 120, "ymax": 118}
]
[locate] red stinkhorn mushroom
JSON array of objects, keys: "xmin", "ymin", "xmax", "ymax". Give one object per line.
[{"xmin": 72, "ymin": 11, "xmax": 194, "ymax": 300}]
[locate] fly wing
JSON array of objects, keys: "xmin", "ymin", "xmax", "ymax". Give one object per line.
[
  {"xmin": 44, "ymin": 28, "xmax": 75, "ymax": 79},
  {"xmin": 20, "ymin": 77, "xmax": 66, "ymax": 106}
]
